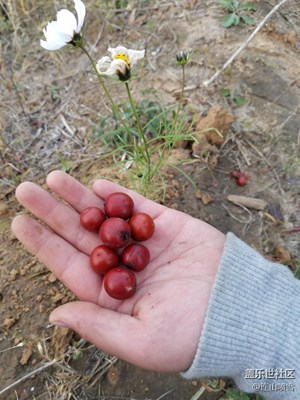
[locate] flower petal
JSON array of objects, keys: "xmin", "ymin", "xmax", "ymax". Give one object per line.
[
  {"xmin": 41, "ymin": 3, "xmax": 84, "ymax": 51},
  {"xmin": 56, "ymin": 9, "xmax": 77, "ymax": 35},
  {"xmin": 43, "ymin": 21, "xmax": 60, "ymax": 39},
  {"xmin": 128, "ymin": 49, "xmax": 145, "ymax": 66},
  {"xmin": 107, "ymin": 46, "xmax": 145, "ymax": 67},
  {"xmin": 40, "ymin": 39, "xmax": 66, "ymax": 51},
  {"xmin": 74, "ymin": 0, "xmax": 86, "ymax": 33},
  {"xmin": 96, "ymin": 46, "xmax": 144, "ymax": 79},
  {"xmin": 108, "ymin": 46, "xmax": 128, "ymax": 60},
  {"xmin": 96, "ymin": 56, "xmax": 112, "ymax": 74},
  {"xmin": 43, "ymin": 22, "xmax": 73, "ymax": 44},
  {"xmin": 105, "ymin": 59, "xmax": 128, "ymax": 76}
]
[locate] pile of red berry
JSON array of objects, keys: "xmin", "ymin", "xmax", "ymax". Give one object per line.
[{"xmin": 80, "ymin": 192, "xmax": 155, "ymax": 300}]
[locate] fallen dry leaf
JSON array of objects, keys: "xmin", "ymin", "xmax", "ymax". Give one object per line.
[
  {"xmin": 274, "ymin": 245, "xmax": 291, "ymax": 265},
  {"xmin": 195, "ymin": 106, "xmax": 234, "ymax": 145},
  {"xmin": 51, "ymin": 326, "xmax": 72, "ymax": 358}
]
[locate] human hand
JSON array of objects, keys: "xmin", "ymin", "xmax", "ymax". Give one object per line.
[{"xmin": 11, "ymin": 171, "xmax": 225, "ymax": 372}]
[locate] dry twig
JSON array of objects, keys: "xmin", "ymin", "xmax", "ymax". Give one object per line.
[
  {"xmin": 227, "ymin": 195, "xmax": 267, "ymax": 211},
  {"xmin": 0, "ymin": 359, "xmax": 58, "ymax": 396}
]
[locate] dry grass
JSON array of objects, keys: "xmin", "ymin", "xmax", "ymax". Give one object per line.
[
  {"xmin": 0, "ymin": 0, "xmax": 157, "ymax": 191},
  {"xmin": 2, "ymin": 0, "xmax": 298, "ymax": 195},
  {"xmin": 0, "ymin": 332, "xmax": 118, "ymax": 399}
]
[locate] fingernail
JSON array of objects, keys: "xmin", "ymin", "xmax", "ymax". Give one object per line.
[
  {"xmin": 49, "ymin": 317, "xmax": 68, "ymax": 328},
  {"xmin": 49, "ymin": 313, "xmax": 67, "ymax": 328}
]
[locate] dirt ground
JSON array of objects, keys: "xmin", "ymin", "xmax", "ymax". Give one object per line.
[{"xmin": 0, "ymin": 1, "xmax": 299, "ymax": 399}]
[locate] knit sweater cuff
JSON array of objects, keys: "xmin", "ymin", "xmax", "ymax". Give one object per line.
[{"xmin": 182, "ymin": 233, "xmax": 300, "ymax": 400}]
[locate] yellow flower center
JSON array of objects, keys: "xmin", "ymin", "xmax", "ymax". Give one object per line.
[{"xmin": 115, "ymin": 53, "xmax": 130, "ymax": 65}]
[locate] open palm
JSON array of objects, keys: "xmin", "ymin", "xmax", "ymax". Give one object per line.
[{"xmin": 12, "ymin": 171, "xmax": 225, "ymax": 372}]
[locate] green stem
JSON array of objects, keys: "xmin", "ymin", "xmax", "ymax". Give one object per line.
[
  {"xmin": 171, "ymin": 64, "xmax": 185, "ymax": 135},
  {"xmin": 159, "ymin": 65, "xmax": 186, "ymax": 166},
  {"xmin": 125, "ymin": 81, "xmax": 151, "ymax": 176},
  {"xmin": 80, "ymin": 44, "xmax": 134, "ymax": 140},
  {"xmin": 181, "ymin": 65, "xmax": 185, "ymax": 104}
]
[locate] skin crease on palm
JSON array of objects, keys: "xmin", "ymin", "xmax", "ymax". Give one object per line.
[{"xmin": 11, "ymin": 170, "xmax": 225, "ymax": 373}]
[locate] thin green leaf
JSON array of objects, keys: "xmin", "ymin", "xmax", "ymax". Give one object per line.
[
  {"xmin": 239, "ymin": 2, "xmax": 257, "ymax": 11},
  {"xmin": 168, "ymin": 163, "xmax": 198, "ymax": 191},
  {"xmin": 233, "ymin": 95, "xmax": 246, "ymax": 106},
  {"xmin": 241, "ymin": 15, "xmax": 256, "ymax": 25},
  {"xmin": 221, "ymin": 88, "xmax": 231, "ymax": 97},
  {"xmin": 223, "ymin": 12, "xmax": 237, "ymax": 28},
  {"xmin": 219, "ymin": 0, "xmax": 234, "ymax": 11},
  {"xmin": 232, "ymin": 0, "xmax": 240, "ymax": 9},
  {"xmin": 234, "ymin": 14, "xmax": 240, "ymax": 25}
]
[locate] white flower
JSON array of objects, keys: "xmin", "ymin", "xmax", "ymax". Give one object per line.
[
  {"xmin": 96, "ymin": 46, "xmax": 145, "ymax": 81},
  {"xmin": 40, "ymin": 0, "xmax": 86, "ymax": 51}
]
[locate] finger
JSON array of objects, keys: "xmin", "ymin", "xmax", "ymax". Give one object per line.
[
  {"xmin": 46, "ymin": 170, "xmax": 103, "ymax": 212},
  {"xmin": 15, "ymin": 181, "xmax": 100, "ymax": 255},
  {"xmin": 49, "ymin": 301, "xmax": 148, "ymax": 368},
  {"xmin": 47, "ymin": 170, "xmax": 165, "ymax": 219},
  {"xmin": 11, "ymin": 215, "xmax": 102, "ymax": 303},
  {"xmin": 92, "ymin": 179, "xmax": 166, "ymax": 218}
]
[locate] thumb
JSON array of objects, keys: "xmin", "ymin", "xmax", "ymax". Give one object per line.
[{"xmin": 49, "ymin": 301, "xmax": 145, "ymax": 366}]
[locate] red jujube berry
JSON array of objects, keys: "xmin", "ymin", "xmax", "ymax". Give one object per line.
[
  {"xmin": 105, "ymin": 192, "xmax": 134, "ymax": 219},
  {"xmin": 129, "ymin": 212, "xmax": 155, "ymax": 241},
  {"xmin": 99, "ymin": 217, "xmax": 131, "ymax": 249},
  {"xmin": 103, "ymin": 267, "xmax": 137, "ymax": 300},
  {"xmin": 122, "ymin": 243, "xmax": 150, "ymax": 272}
]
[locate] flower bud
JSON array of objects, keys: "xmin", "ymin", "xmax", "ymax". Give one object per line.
[{"xmin": 176, "ymin": 51, "xmax": 188, "ymax": 65}]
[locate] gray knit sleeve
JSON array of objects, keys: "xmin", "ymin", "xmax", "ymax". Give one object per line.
[{"xmin": 181, "ymin": 233, "xmax": 300, "ymax": 400}]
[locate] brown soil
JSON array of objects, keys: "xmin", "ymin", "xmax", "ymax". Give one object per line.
[{"xmin": 0, "ymin": 1, "xmax": 299, "ymax": 399}]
